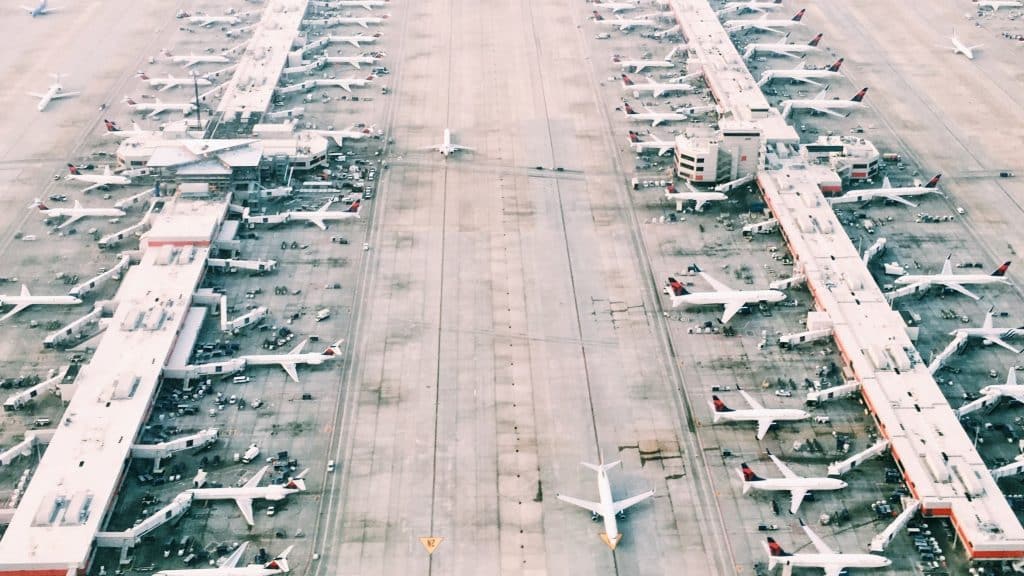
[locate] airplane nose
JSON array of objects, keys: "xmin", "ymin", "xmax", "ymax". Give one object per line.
[{"xmin": 839, "ymin": 481, "xmax": 848, "ymax": 488}]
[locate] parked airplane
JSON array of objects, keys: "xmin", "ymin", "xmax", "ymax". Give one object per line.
[
  {"xmin": 331, "ymin": 34, "xmax": 379, "ymax": 48},
  {"xmin": 188, "ymin": 465, "xmax": 307, "ymax": 526},
  {"xmin": 664, "ymin": 183, "xmax": 728, "ymax": 212},
  {"xmin": 743, "ymin": 32, "xmax": 823, "ymax": 59},
  {"xmin": 757, "ymin": 58, "xmax": 843, "ymax": 87},
  {"xmin": 622, "ymin": 101, "xmax": 687, "ymax": 127},
  {"xmin": 614, "ymin": 45, "xmax": 679, "ymax": 73},
  {"xmin": 710, "ymin": 390, "xmax": 810, "ymax": 439},
  {"xmin": 334, "ymin": 0, "xmax": 387, "ymax": 10},
  {"xmin": 950, "ymin": 307, "xmax": 1023, "ymax": 353},
  {"xmin": 156, "ymin": 543, "xmax": 293, "ymax": 576},
  {"xmin": 781, "ymin": 87, "xmax": 868, "ymax": 119},
  {"xmin": 65, "ymin": 164, "xmax": 132, "ymax": 193},
  {"xmin": 976, "ymin": 0, "xmax": 1023, "ymax": 9},
  {"xmin": 766, "ymin": 519, "xmax": 891, "ymax": 576},
  {"xmin": 828, "ymin": 174, "xmax": 942, "ymax": 208},
  {"xmin": 951, "ymin": 28, "xmax": 982, "ymax": 60},
  {"xmin": 22, "ymin": 0, "xmax": 56, "ymax": 17},
  {"xmin": 627, "ymin": 131, "xmax": 673, "ymax": 156},
  {"xmin": 187, "ymin": 15, "xmax": 241, "ymax": 27},
  {"xmin": 592, "ymin": 11, "xmax": 659, "ymax": 31},
  {"xmin": 102, "ymin": 119, "xmax": 152, "ymax": 140},
  {"xmin": 288, "ymin": 200, "xmax": 361, "ymax": 230},
  {"xmin": 621, "ymin": 74, "xmax": 693, "ymax": 97},
  {"xmin": 31, "ymin": 199, "xmax": 126, "ymax": 229},
  {"xmin": 740, "ymin": 454, "xmax": 846, "ymax": 513},
  {"xmin": 431, "ymin": 128, "xmax": 474, "ymax": 157},
  {"xmin": 330, "ymin": 16, "xmax": 385, "ymax": 28},
  {"xmin": 665, "ymin": 268, "xmax": 785, "ymax": 323},
  {"xmin": 593, "ymin": 0, "xmax": 643, "ymax": 13},
  {"xmin": 718, "ymin": 0, "xmax": 782, "ymax": 15},
  {"xmin": 241, "ymin": 338, "xmax": 344, "ymax": 382},
  {"xmin": 0, "ymin": 284, "xmax": 81, "ymax": 323},
  {"xmin": 171, "ymin": 53, "xmax": 232, "ymax": 68},
  {"xmin": 327, "ymin": 55, "xmax": 378, "ymax": 69},
  {"xmin": 556, "ymin": 460, "xmax": 655, "ymax": 550},
  {"xmin": 123, "ymin": 96, "xmax": 195, "ymax": 119},
  {"xmin": 138, "ymin": 71, "xmax": 211, "ymax": 91},
  {"xmin": 28, "ymin": 74, "xmax": 79, "ymax": 112},
  {"xmin": 894, "ymin": 257, "xmax": 1011, "ymax": 300},
  {"xmin": 322, "ymin": 77, "xmax": 374, "ymax": 93},
  {"xmin": 724, "ymin": 9, "xmax": 805, "ymax": 34},
  {"xmin": 310, "ymin": 128, "xmax": 369, "ymax": 147}
]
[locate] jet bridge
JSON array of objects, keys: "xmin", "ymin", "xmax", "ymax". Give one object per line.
[
  {"xmin": 828, "ymin": 439, "xmax": 890, "ymax": 477},
  {"xmin": 0, "ymin": 431, "xmax": 55, "ymax": 466},
  {"xmin": 131, "ymin": 429, "xmax": 218, "ymax": 473},
  {"xmin": 870, "ymin": 498, "xmax": 922, "ymax": 553},
  {"xmin": 99, "ymin": 215, "xmax": 152, "ymax": 249},
  {"xmin": 43, "ymin": 305, "xmax": 106, "ymax": 349},
  {"xmin": 3, "ymin": 370, "xmax": 66, "ymax": 411},
  {"xmin": 208, "ymin": 258, "xmax": 278, "ymax": 274},
  {"xmin": 219, "ymin": 296, "xmax": 269, "ymax": 333},
  {"xmin": 94, "ymin": 492, "xmax": 193, "ymax": 553},
  {"xmin": 806, "ymin": 380, "xmax": 860, "ymax": 405},
  {"xmin": 927, "ymin": 332, "xmax": 968, "ymax": 375},
  {"xmin": 956, "ymin": 394, "xmax": 1002, "ymax": 418},
  {"xmin": 769, "ymin": 273, "xmax": 805, "ymax": 291},
  {"xmin": 862, "ymin": 237, "xmax": 887, "ymax": 265},
  {"xmin": 68, "ymin": 254, "xmax": 131, "ymax": 298}
]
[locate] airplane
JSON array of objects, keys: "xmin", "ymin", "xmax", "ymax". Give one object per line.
[
  {"xmin": 951, "ymin": 28, "xmax": 982, "ymax": 60},
  {"xmin": 710, "ymin": 390, "xmax": 810, "ymax": 439},
  {"xmin": 155, "ymin": 543, "xmax": 294, "ymax": 576},
  {"xmin": 333, "ymin": 0, "xmax": 387, "ymax": 10},
  {"xmin": 186, "ymin": 15, "xmax": 241, "ymax": 27},
  {"xmin": 781, "ymin": 87, "xmax": 868, "ymax": 119},
  {"xmin": 329, "ymin": 16, "xmax": 385, "ymax": 28},
  {"xmin": 593, "ymin": 0, "xmax": 643, "ymax": 14},
  {"xmin": 757, "ymin": 58, "xmax": 843, "ymax": 87},
  {"xmin": 664, "ymin": 268, "xmax": 785, "ymax": 323},
  {"xmin": 320, "ymin": 77, "xmax": 374, "ymax": 93},
  {"xmin": 827, "ymin": 174, "xmax": 942, "ymax": 208},
  {"xmin": 724, "ymin": 9, "xmax": 806, "ymax": 35},
  {"xmin": 431, "ymin": 128, "xmax": 474, "ymax": 157},
  {"xmin": 893, "ymin": 256, "xmax": 1011, "ymax": 300},
  {"xmin": 743, "ymin": 32, "xmax": 823, "ymax": 59},
  {"xmin": 718, "ymin": 0, "xmax": 783, "ymax": 15},
  {"xmin": 331, "ymin": 34, "xmax": 379, "ymax": 48},
  {"xmin": 614, "ymin": 45, "xmax": 680, "ymax": 73},
  {"xmin": 664, "ymin": 183, "xmax": 728, "ymax": 212},
  {"xmin": 950, "ymin": 307, "xmax": 1023, "ymax": 353},
  {"xmin": 327, "ymin": 54, "xmax": 378, "ymax": 69},
  {"xmin": 102, "ymin": 119, "xmax": 153, "ymax": 140},
  {"xmin": 0, "ymin": 284, "xmax": 81, "ymax": 323},
  {"xmin": 591, "ymin": 11, "xmax": 660, "ymax": 31},
  {"xmin": 310, "ymin": 127, "xmax": 369, "ymax": 147},
  {"xmin": 288, "ymin": 200, "xmax": 361, "ymax": 230},
  {"xmin": 627, "ymin": 131, "xmax": 673, "ymax": 156},
  {"xmin": 766, "ymin": 519, "xmax": 892, "ymax": 576},
  {"xmin": 28, "ymin": 74, "xmax": 79, "ymax": 112},
  {"xmin": 65, "ymin": 164, "xmax": 132, "ymax": 193},
  {"xmin": 621, "ymin": 74, "xmax": 694, "ymax": 98},
  {"xmin": 22, "ymin": 0, "xmax": 56, "ymax": 17},
  {"xmin": 740, "ymin": 453, "xmax": 847, "ymax": 514},
  {"xmin": 30, "ymin": 199, "xmax": 126, "ymax": 229},
  {"xmin": 138, "ymin": 71, "xmax": 212, "ymax": 92},
  {"xmin": 976, "ymin": 367, "xmax": 1022, "ymax": 403},
  {"xmin": 171, "ymin": 53, "xmax": 232, "ymax": 68},
  {"xmin": 188, "ymin": 465, "xmax": 307, "ymax": 526},
  {"xmin": 123, "ymin": 96, "xmax": 196, "ymax": 119},
  {"xmin": 240, "ymin": 338, "xmax": 344, "ymax": 382},
  {"xmin": 622, "ymin": 101, "xmax": 687, "ymax": 127},
  {"xmin": 976, "ymin": 0, "xmax": 1023, "ymax": 9},
  {"xmin": 556, "ymin": 460, "xmax": 655, "ymax": 550}
]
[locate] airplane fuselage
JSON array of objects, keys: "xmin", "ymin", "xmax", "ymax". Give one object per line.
[
  {"xmin": 671, "ymin": 289, "xmax": 784, "ymax": 309},
  {"xmin": 759, "ymin": 69, "xmax": 841, "ymax": 86},
  {"xmin": 715, "ymin": 407, "xmax": 809, "ymax": 425},
  {"xmin": 594, "ymin": 469, "xmax": 621, "ymax": 543},
  {"xmin": 773, "ymin": 553, "xmax": 891, "ymax": 572},
  {"xmin": 895, "ymin": 273, "xmax": 1011, "ymax": 287},
  {"xmin": 0, "ymin": 294, "xmax": 80, "ymax": 307},
  {"xmin": 241, "ymin": 352, "xmax": 333, "ymax": 368},
  {"xmin": 952, "ymin": 37, "xmax": 975, "ymax": 59},
  {"xmin": 745, "ymin": 476, "xmax": 847, "ymax": 494},
  {"xmin": 618, "ymin": 59, "xmax": 673, "ymax": 73},
  {"xmin": 189, "ymin": 486, "xmax": 298, "ymax": 503},
  {"xmin": 158, "ymin": 566, "xmax": 284, "ymax": 576},
  {"xmin": 829, "ymin": 186, "xmax": 937, "ymax": 205},
  {"xmin": 979, "ymin": 385, "xmax": 1024, "ymax": 400}
]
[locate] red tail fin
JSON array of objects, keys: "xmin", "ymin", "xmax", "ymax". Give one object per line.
[
  {"xmin": 992, "ymin": 261, "xmax": 1011, "ymax": 277},
  {"xmin": 767, "ymin": 538, "xmax": 790, "ymax": 556},
  {"xmin": 741, "ymin": 463, "xmax": 764, "ymax": 482},
  {"xmin": 828, "ymin": 58, "xmax": 843, "ymax": 72},
  {"xmin": 851, "ymin": 87, "xmax": 868, "ymax": 102},
  {"xmin": 623, "ymin": 102, "xmax": 636, "ymax": 115},
  {"xmin": 124, "ymin": 97, "xmax": 137, "ymax": 105},
  {"xmin": 103, "ymin": 119, "xmax": 120, "ymax": 132},
  {"xmin": 627, "ymin": 131, "xmax": 639, "ymax": 142},
  {"xmin": 666, "ymin": 183, "xmax": 677, "ymax": 195},
  {"xmin": 791, "ymin": 8, "xmax": 805, "ymax": 21},
  {"xmin": 67, "ymin": 163, "xmax": 80, "ymax": 175},
  {"xmin": 924, "ymin": 174, "xmax": 941, "ymax": 188},
  {"xmin": 137, "ymin": 71, "xmax": 150, "ymax": 80},
  {"xmin": 668, "ymin": 277, "xmax": 687, "ymax": 296},
  {"xmin": 808, "ymin": 33, "xmax": 822, "ymax": 46},
  {"xmin": 592, "ymin": 10, "xmax": 604, "ymax": 20},
  {"xmin": 712, "ymin": 396, "xmax": 733, "ymax": 412},
  {"xmin": 621, "ymin": 74, "xmax": 635, "ymax": 86},
  {"xmin": 347, "ymin": 200, "xmax": 361, "ymax": 213}
]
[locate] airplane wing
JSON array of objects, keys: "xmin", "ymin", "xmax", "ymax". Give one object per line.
[
  {"xmin": 788, "ymin": 488, "xmax": 808, "ymax": 513},
  {"xmin": 244, "ymin": 465, "xmax": 269, "ymax": 488},
  {"xmin": 27, "ymin": 92, "xmax": 46, "ymax": 99},
  {"xmin": 557, "ymin": 494, "xmax": 604, "ymax": 517},
  {"xmin": 336, "ymin": 81, "xmax": 353, "ymax": 93},
  {"xmin": 803, "ymin": 104, "xmax": 847, "ymax": 118},
  {"xmin": 940, "ymin": 281, "xmax": 980, "ymax": 300},
  {"xmin": 768, "ymin": 454, "xmax": 798, "ymax": 479},
  {"xmin": 79, "ymin": 182, "xmax": 105, "ymax": 194},
  {"xmin": 700, "ymin": 272, "xmax": 733, "ymax": 293},
  {"xmin": 613, "ymin": 489, "xmax": 655, "ymax": 514},
  {"xmin": 345, "ymin": 38, "xmax": 361, "ymax": 47},
  {"xmin": 219, "ymin": 542, "xmax": 249, "ymax": 568},
  {"xmin": 738, "ymin": 389, "xmax": 764, "ymax": 410},
  {"xmin": 822, "ymin": 568, "xmax": 843, "ymax": 576},
  {"xmin": 792, "ymin": 77, "xmax": 823, "ymax": 87},
  {"xmin": 941, "ymin": 256, "xmax": 953, "ymax": 276},
  {"xmin": 880, "ymin": 193, "xmax": 917, "ymax": 207},
  {"xmin": 51, "ymin": 91, "xmax": 80, "ymax": 100},
  {"xmin": 983, "ymin": 336, "xmax": 1022, "ymax": 354},
  {"xmin": 306, "ymin": 216, "xmax": 327, "ymax": 231},
  {"xmin": 720, "ymin": 301, "xmax": 744, "ymax": 324},
  {"xmin": 453, "ymin": 145, "xmax": 475, "ymax": 152},
  {"xmin": 800, "ymin": 520, "xmax": 835, "ymax": 555},
  {"xmin": 756, "ymin": 418, "xmax": 774, "ymax": 440},
  {"xmin": 0, "ymin": 304, "xmax": 30, "ymax": 323},
  {"xmin": 881, "ymin": 176, "xmax": 892, "ymax": 189},
  {"xmin": 750, "ymin": 24, "xmax": 787, "ymax": 34},
  {"xmin": 234, "ymin": 496, "xmax": 256, "ymax": 526},
  {"xmin": 280, "ymin": 361, "xmax": 300, "ymax": 382},
  {"xmin": 58, "ymin": 213, "xmax": 84, "ymax": 229}
]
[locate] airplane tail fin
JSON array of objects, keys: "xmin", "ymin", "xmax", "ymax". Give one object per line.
[
  {"xmin": 264, "ymin": 546, "xmax": 294, "ymax": 572},
  {"xmin": 925, "ymin": 173, "xmax": 942, "ymax": 188},
  {"xmin": 740, "ymin": 463, "xmax": 764, "ymax": 488},
  {"xmin": 582, "ymin": 460, "xmax": 622, "ymax": 473},
  {"xmin": 808, "ymin": 32, "xmax": 823, "ymax": 46},
  {"xmin": 667, "ymin": 277, "xmax": 689, "ymax": 296},
  {"xmin": 323, "ymin": 339, "xmax": 345, "ymax": 356},
  {"xmin": 103, "ymin": 119, "xmax": 120, "ymax": 132},
  {"xmin": 828, "ymin": 58, "xmax": 844, "ymax": 72},
  {"xmin": 592, "ymin": 10, "xmax": 605, "ymax": 20},
  {"xmin": 765, "ymin": 537, "xmax": 791, "ymax": 567},
  {"xmin": 29, "ymin": 199, "xmax": 46, "ymax": 211},
  {"xmin": 992, "ymin": 261, "xmax": 1012, "ymax": 277},
  {"xmin": 66, "ymin": 163, "xmax": 80, "ymax": 175},
  {"xmin": 627, "ymin": 130, "xmax": 640, "ymax": 143},
  {"xmin": 791, "ymin": 8, "xmax": 805, "ymax": 21},
  {"xmin": 137, "ymin": 71, "xmax": 150, "ymax": 80},
  {"xmin": 346, "ymin": 200, "xmax": 361, "ymax": 214},
  {"xmin": 623, "ymin": 102, "xmax": 637, "ymax": 115},
  {"xmin": 123, "ymin": 96, "xmax": 137, "ymax": 105},
  {"xmin": 851, "ymin": 87, "xmax": 868, "ymax": 102},
  {"xmin": 621, "ymin": 74, "xmax": 635, "ymax": 86},
  {"xmin": 711, "ymin": 395, "xmax": 734, "ymax": 418}
]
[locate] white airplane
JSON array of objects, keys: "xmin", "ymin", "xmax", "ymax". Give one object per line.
[
  {"xmin": 627, "ymin": 131, "xmax": 673, "ymax": 156},
  {"xmin": 65, "ymin": 164, "xmax": 132, "ymax": 192},
  {"xmin": 241, "ymin": 338, "xmax": 344, "ymax": 382},
  {"xmin": 556, "ymin": 460, "xmax": 654, "ymax": 550},
  {"xmin": 593, "ymin": 0, "xmax": 643, "ymax": 13},
  {"xmin": 976, "ymin": 0, "xmax": 1023, "ymax": 9},
  {"xmin": 591, "ymin": 10, "xmax": 659, "ymax": 31},
  {"xmin": 186, "ymin": 15, "xmax": 241, "ymax": 27},
  {"xmin": 622, "ymin": 101, "xmax": 687, "ymax": 127},
  {"xmin": 156, "ymin": 544, "xmax": 293, "ymax": 576},
  {"xmin": 740, "ymin": 454, "xmax": 847, "ymax": 514},
  {"xmin": 664, "ymin": 183, "xmax": 728, "ymax": 212},
  {"xmin": 321, "ymin": 77, "xmax": 374, "ymax": 93},
  {"xmin": 950, "ymin": 307, "xmax": 1023, "ymax": 353},
  {"xmin": 330, "ymin": 16, "xmax": 385, "ymax": 28},
  {"xmin": 331, "ymin": 34, "xmax": 379, "ymax": 48},
  {"xmin": 138, "ymin": 71, "xmax": 211, "ymax": 92},
  {"xmin": 621, "ymin": 74, "xmax": 693, "ymax": 98},
  {"xmin": 978, "ymin": 367, "xmax": 1022, "ymax": 404},
  {"xmin": 766, "ymin": 519, "xmax": 892, "ymax": 576},
  {"xmin": 951, "ymin": 28, "xmax": 982, "ymax": 60},
  {"xmin": 757, "ymin": 58, "xmax": 843, "ymax": 87},
  {"xmin": 828, "ymin": 174, "xmax": 942, "ymax": 208},
  {"xmin": 894, "ymin": 256, "xmax": 1011, "ymax": 300},
  {"xmin": 431, "ymin": 128, "xmax": 474, "ymax": 157},
  {"xmin": 188, "ymin": 466, "xmax": 307, "ymax": 526},
  {"xmin": 23, "ymin": 0, "xmax": 56, "ymax": 17},
  {"xmin": 743, "ymin": 32, "xmax": 823, "ymax": 59},
  {"xmin": 781, "ymin": 87, "xmax": 868, "ymax": 119},
  {"xmin": 28, "ymin": 74, "xmax": 79, "ymax": 112},
  {"xmin": 724, "ymin": 9, "xmax": 805, "ymax": 34},
  {"xmin": 710, "ymin": 390, "xmax": 810, "ymax": 440},
  {"xmin": 0, "ymin": 285, "xmax": 81, "ymax": 323},
  {"xmin": 614, "ymin": 46, "xmax": 679, "ymax": 73},
  {"xmin": 310, "ymin": 127, "xmax": 369, "ymax": 147},
  {"xmin": 333, "ymin": 0, "xmax": 387, "ymax": 10},
  {"xmin": 718, "ymin": 0, "xmax": 782, "ymax": 15},
  {"xmin": 102, "ymin": 119, "xmax": 153, "ymax": 140},
  {"xmin": 288, "ymin": 200, "xmax": 361, "ymax": 230},
  {"xmin": 123, "ymin": 96, "xmax": 195, "ymax": 119},
  {"xmin": 327, "ymin": 55, "xmax": 378, "ymax": 69},
  {"xmin": 664, "ymin": 269, "xmax": 785, "ymax": 323},
  {"xmin": 31, "ymin": 198, "xmax": 126, "ymax": 229},
  {"xmin": 171, "ymin": 53, "xmax": 232, "ymax": 68}
]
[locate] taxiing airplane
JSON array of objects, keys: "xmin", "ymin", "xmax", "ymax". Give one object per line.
[
  {"xmin": 766, "ymin": 519, "xmax": 891, "ymax": 576},
  {"xmin": 627, "ymin": 131, "xmax": 673, "ymax": 156},
  {"xmin": 664, "ymin": 183, "xmax": 728, "ymax": 212},
  {"xmin": 711, "ymin": 390, "xmax": 810, "ymax": 440},
  {"xmin": 828, "ymin": 174, "xmax": 942, "ymax": 208},
  {"xmin": 188, "ymin": 466, "xmax": 307, "ymax": 526},
  {"xmin": 31, "ymin": 199, "xmax": 125, "ymax": 229},
  {"xmin": 23, "ymin": 0, "xmax": 56, "ymax": 17},
  {"xmin": 28, "ymin": 74, "xmax": 79, "ymax": 112},
  {"xmin": 123, "ymin": 96, "xmax": 196, "ymax": 119},
  {"xmin": 0, "ymin": 284, "xmax": 81, "ymax": 323},
  {"xmin": 743, "ymin": 32, "xmax": 823, "ymax": 59},
  {"xmin": 592, "ymin": 10, "xmax": 659, "ymax": 31},
  {"xmin": 241, "ymin": 338, "xmax": 344, "ymax": 382},
  {"xmin": 593, "ymin": 0, "xmax": 643, "ymax": 13},
  {"xmin": 976, "ymin": 0, "xmax": 1023, "ymax": 9},
  {"xmin": 156, "ymin": 543, "xmax": 293, "ymax": 576},
  {"xmin": 288, "ymin": 201, "xmax": 361, "ymax": 230},
  {"xmin": 622, "ymin": 101, "xmax": 687, "ymax": 127},
  {"xmin": 740, "ymin": 454, "xmax": 846, "ymax": 514},
  {"xmin": 950, "ymin": 307, "xmax": 1023, "ymax": 354},
  {"xmin": 138, "ymin": 71, "xmax": 212, "ymax": 92},
  {"xmin": 557, "ymin": 460, "xmax": 655, "ymax": 550},
  {"xmin": 614, "ymin": 45, "xmax": 679, "ymax": 73},
  {"xmin": 621, "ymin": 74, "xmax": 693, "ymax": 98},
  {"xmin": 187, "ymin": 15, "xmax": 241, "ymax": 27},
  {"xmin": 757, "ymin": 58, "xmax": 843, "ymax": 87},
  {"xmin": 334, "ymin": 0, "xmax": 387, "ymax": 10},
  {"xmin": 894, "ymin": 256, "xmax": 1011, "ymax": 300},
  {"xmin": 781, "ymin": 86, "xmax": 868, "ymax": 119},
  {"xmin": 665, "ymin": 268, "xmax": 785, "ymax": 323},
  {"xmin": 431, "ymin": 128, "xmax": 474, "ymax": 156},
  {"xmin": 724, "ymin": 9, "xmax": 805, "ymax": 34},
  {"xmin": 65, "ymin": 164, "xmax": 132, "ymax": 193},
  {"xmin": 951, "ymin": 28, "xmax": 982, "ymax": 60},
  {"xmin": 718, "ymin": 0, "xmax": 782, "ymax": 15},
  {"xmin": 171, "ymin": 53, "xmax": 232, "ymax": 68}
]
